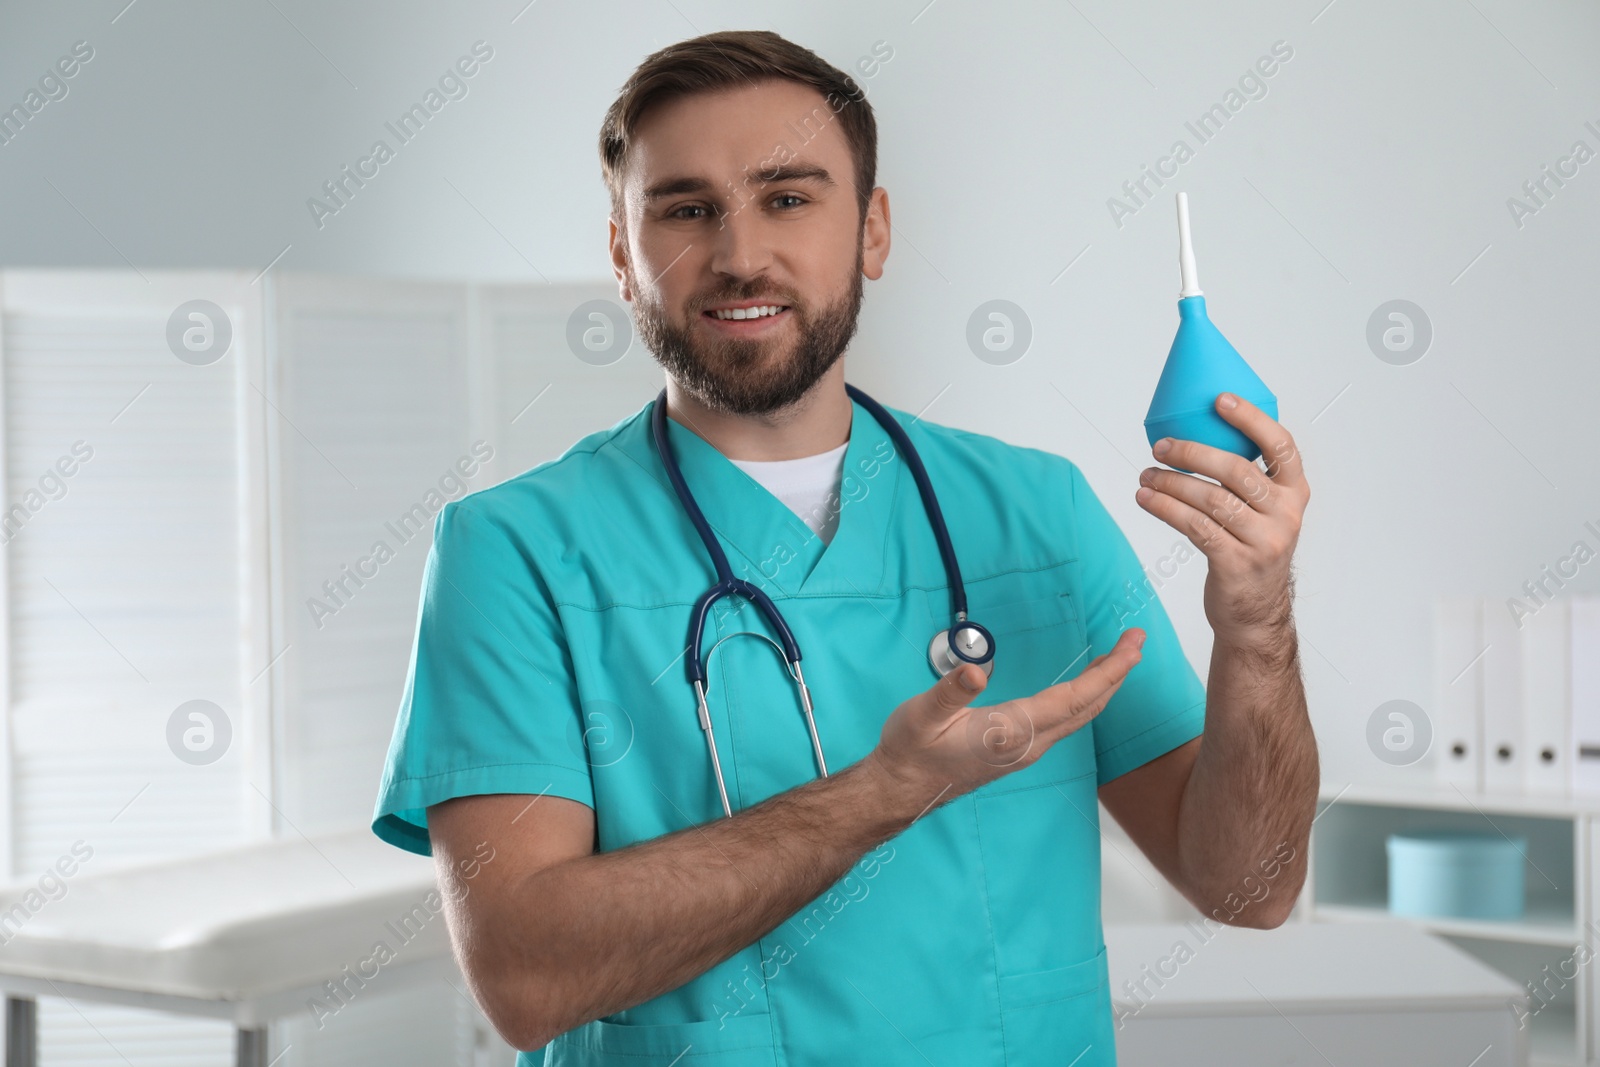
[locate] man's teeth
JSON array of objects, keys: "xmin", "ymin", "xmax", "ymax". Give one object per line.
[{"xmin": 709, "ymin": 305, "xmax": 787, "ymax": 320}]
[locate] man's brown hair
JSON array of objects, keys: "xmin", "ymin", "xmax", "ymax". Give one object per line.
[{"xmin": 599, "ymin": 30, "xmax": 878, "ymax": 235}]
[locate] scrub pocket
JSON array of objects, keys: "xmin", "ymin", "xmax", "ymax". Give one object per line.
[
  {"xmin": 965, "ymin": 575, "xmax": 1096, "ymax": 791},
  {"xmin": 995, "ymin": 945, "xmax": 1116, "ymax": 1067},
  {"xmin": 546, "ymin": 1010, "xmax": 778, "ymax": 1065}
]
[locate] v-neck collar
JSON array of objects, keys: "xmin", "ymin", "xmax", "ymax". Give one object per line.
[{"xmin": 614, "ymin": 390, "xmax": 906, "ymax": 600}]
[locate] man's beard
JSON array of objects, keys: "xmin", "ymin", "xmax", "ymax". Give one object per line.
[{"xmin": 632, "ymin": 243, "xmax": 865, "ymax": 417}]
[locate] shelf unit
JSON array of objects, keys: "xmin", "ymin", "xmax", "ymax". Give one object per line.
[{"xmin": 1307, "ymin": 782, "xmax": 1600, "ymax": 1066}]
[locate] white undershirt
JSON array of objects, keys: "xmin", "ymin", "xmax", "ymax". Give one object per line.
[{"xmin": 729, "ymin": 440, "xmax": 850, "ymax": 545}]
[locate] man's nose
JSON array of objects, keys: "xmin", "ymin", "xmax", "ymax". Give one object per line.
[{"xmin": 707, "ymin": 204, "xmax": 775, "ymax": 279}]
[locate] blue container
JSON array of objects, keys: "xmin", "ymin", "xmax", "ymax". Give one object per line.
[{"xmin": 1386, "ymin": 830, "xmax": 1526, "ymax": 921}]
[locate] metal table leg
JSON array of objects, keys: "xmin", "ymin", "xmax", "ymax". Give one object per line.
[
  {"xmin": 5, "ymin": 997, "xmax": 37, "ymax": 1067},
  {"xmin": 236, "ymin": 1026, "xmax": 268, "ymax": 1067}
]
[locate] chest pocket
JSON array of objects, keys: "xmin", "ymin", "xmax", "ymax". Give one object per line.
[{"xmin": 961, "ymin": 565, "xmax": 1095, "ymax": 794}]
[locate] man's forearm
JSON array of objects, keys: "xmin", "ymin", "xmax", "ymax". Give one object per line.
[
  {"xmin": 1176, "ymin": 620, "xmax": 1318, "ymax": 925},
  {"xmin": 501, "ymin": 753, "xmax": 935, "ymax": 1047}
]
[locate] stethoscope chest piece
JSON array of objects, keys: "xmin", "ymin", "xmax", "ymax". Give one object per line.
[{"xmin": 928, "ymin": 618, "xmax": 995, "ymax": 679}]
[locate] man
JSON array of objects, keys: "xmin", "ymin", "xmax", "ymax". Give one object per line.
[{"xmin": 373, "ymin": 28, "xmax": 1317, "ymax": 1066}]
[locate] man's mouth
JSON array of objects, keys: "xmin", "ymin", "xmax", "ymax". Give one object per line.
[
  {"xmin": 700, "ymin": 304, "xmax": 793, "ymax": 332},
  {"xmin": 703, "ymin": 304, "xmax": 791, "ymax": 321}
]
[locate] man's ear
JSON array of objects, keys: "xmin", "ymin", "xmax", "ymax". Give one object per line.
[
  {"xmin": 608, "ymin": 215, "xmax": 632, "ymax": 302},
  {"xmin": 862, "ymin": 187, "xmax": 890, "ymax": 282}
]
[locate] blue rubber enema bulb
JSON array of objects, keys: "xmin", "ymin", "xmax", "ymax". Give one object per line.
[{"xmin": 1144, "ymin": 192, "xmax": 1278, "ymax": 475}]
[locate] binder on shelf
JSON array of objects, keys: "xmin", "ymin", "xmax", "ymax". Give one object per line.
[
  {"xmin": 1433, "ymin": 596, "xmax": 1482, "ymax": 791},
  {"xmin": 1521, "ymin": 598, "xmax": 1570, "ymax": 796},
  {"xmin": 1572, "ymin": 595, "xmax": 1600, "ymax": 795},
  {"xmin": 1480, "ymin": 598, "xmax": 1524, "ymax": 792}
]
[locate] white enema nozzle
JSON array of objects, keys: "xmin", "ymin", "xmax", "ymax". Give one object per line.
[{"xmin": 1177, "ymin": 191, "xmax": 1203, "ymax": 299}]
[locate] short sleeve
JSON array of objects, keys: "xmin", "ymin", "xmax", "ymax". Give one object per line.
[
  {"xmin": 1067, "ymin": 462, "xmax": 1207, "ymax": 786},
  {"xmin": 372, "ymin": 498, "xmax": 595, "ymax": 856}
]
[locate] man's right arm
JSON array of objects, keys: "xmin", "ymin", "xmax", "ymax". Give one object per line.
[
  {"xmin": 429, "ymin": 629, "xmax": 1144, "ymax": 1051},
  {"xmin": 430, "ymin": 747, "xmax": 926, "ymax": 1050}
]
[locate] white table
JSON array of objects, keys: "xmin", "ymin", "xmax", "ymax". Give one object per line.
[
  {"xmin": 1106, "ymin": 920, "xmax": 1531, "ymax": 1066},
  {"xmin": 0, "ymin": 829, "xmax": 453, "ymax": 1067}
]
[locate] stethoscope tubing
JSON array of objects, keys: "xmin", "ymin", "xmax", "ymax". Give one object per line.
[
  {"xmin": 648, "ymin": 384, "xmax": 985, "ymax": 818},
  {"xmin": 840, "ymin": 383, "xmax": 969, "ymax": 619}
]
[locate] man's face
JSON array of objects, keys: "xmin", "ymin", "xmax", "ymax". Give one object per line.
[{"xmin": 610, "ymin": 78, "xmax": 888, "ymax": 416}]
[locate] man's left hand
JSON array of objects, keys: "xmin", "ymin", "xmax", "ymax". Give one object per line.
[{"xmin": 1134, "ymin": 392, "xmax": 1311, "ymax": 647}]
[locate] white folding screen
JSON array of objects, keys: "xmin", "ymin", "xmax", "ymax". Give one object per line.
[{"xmin": 0, "ymin": 269, "xmax": 273, "ymax": 1064}]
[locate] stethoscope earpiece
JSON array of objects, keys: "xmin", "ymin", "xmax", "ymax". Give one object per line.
[{"xmin": 928, "ymin": 619, "xmax": 995, "ymax": 680}]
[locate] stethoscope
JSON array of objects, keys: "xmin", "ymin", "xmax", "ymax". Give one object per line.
[{"xmin": 649, "ymin": 384, "xmax": 995, "ymax": 818}]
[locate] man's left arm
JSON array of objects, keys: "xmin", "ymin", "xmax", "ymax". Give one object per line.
[{"xmin": 1097, "ymin": 391, "xmax": 1318, "ymax": 928}]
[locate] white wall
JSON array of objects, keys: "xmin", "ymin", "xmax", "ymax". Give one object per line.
[{"xmin": 3, "ymin": 0, "xmax": 1598, "ymax": 875}]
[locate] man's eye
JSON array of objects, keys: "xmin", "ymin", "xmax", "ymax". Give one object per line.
[
  {"xmin": 670, "ymin": 204, "xmax": 712, "ymax": 220},
  {"xmin": 773, "ymin": 194, "xmax": 805, "ymax": 209}
]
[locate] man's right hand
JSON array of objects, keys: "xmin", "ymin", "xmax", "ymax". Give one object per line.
[{"xmin": 865, "ymin": 627, "xmax": 1146, "ymax": 804}]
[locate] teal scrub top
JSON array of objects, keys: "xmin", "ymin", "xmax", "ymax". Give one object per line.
[{"xmin": 373, "ymin": 390, "xmax": 1207, "ymax": 1067}]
